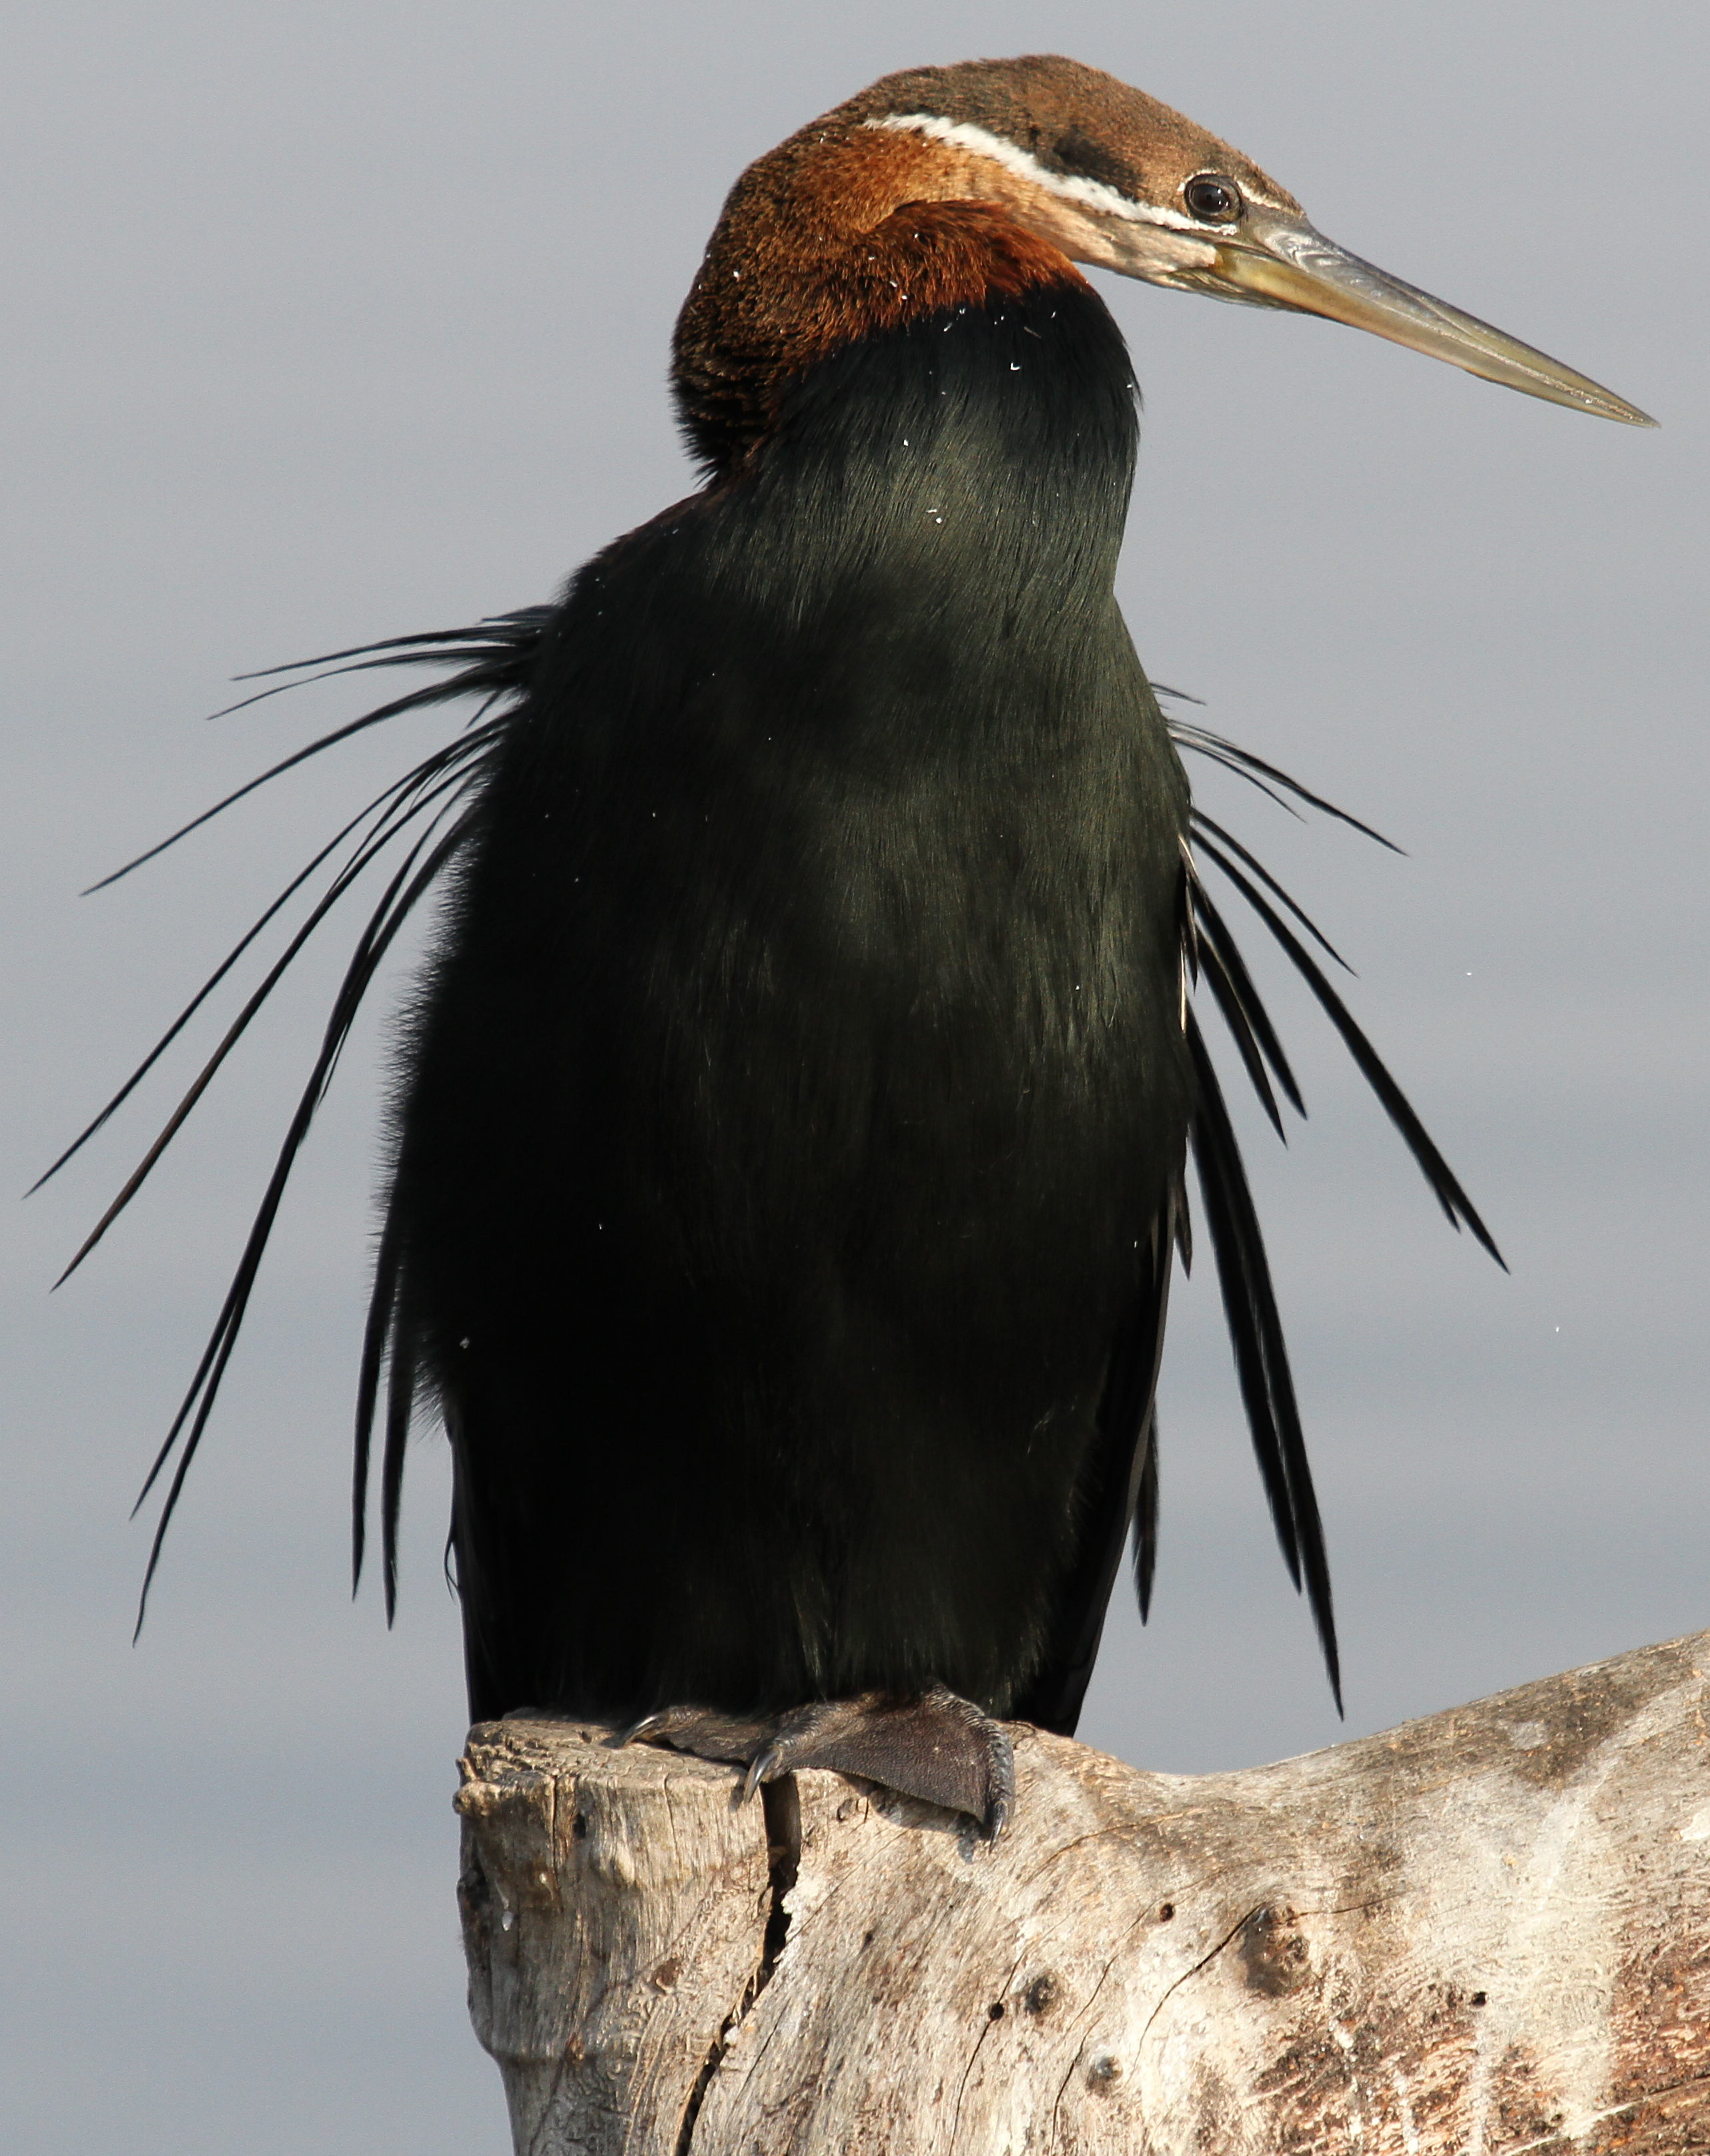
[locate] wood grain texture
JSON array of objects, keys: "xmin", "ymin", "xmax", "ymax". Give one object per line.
[{"xmin": 456, "ymin": 1634, "xmax": 1710, "ymax": 2153}]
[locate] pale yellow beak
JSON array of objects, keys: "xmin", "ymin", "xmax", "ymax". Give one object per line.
[{"xmin": 1204, "ymin": 210, "xmax": 1654, "ymax": 426}]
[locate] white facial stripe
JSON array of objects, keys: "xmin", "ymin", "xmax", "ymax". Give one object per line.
[{"xmin": 865, "ymin": 111, "xmax": 1207, "ymax": 235}]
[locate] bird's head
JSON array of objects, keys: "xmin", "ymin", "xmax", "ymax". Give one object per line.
[{"xmin": 675, "ymin": 55, "xmax": 1651, "ymax": 472}]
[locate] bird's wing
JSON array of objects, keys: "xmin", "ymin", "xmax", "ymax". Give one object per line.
[{"xmin": 1009, "ymin": 1194, "xmax": 1176, "ymax": 1737}]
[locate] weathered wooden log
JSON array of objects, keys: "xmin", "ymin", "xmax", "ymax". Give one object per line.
[{"xmin": 456, "ymin": 1632, "xmax": 1710, "ymax": 2153}]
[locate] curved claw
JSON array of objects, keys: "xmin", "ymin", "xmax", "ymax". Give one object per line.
[
  {"xmin": 742, "ymin": 1746, "xmax": 781, "ymax": 1802},
  {"xmin": 610, "ymin": 1709, "xmax": 675, "ymax": 1749}
]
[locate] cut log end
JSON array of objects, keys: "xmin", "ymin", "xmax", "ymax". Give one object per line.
[{"xmin": 458, "ymin": 1634, "xmax": 1710, "ymax": 2153}]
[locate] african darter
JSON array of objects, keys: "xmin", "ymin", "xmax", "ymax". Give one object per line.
[{"xmin": 53, "ymin": 57, "xmax": 1650, "ymax": 1831}]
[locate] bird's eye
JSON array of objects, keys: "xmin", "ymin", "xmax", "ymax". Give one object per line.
[{"xmin": 1184, "ymin": 174, "xmax": 1242, "ymax": 224}]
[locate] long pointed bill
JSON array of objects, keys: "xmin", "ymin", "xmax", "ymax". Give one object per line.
[{"xmin": 1210, "ymin": 214, "xmax": 1655, "ymax": 426}]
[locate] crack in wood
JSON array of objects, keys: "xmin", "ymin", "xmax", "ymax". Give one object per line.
[{"xmin": 674, "ymin": 1777, "xmax": 801, "ymax": 2153}]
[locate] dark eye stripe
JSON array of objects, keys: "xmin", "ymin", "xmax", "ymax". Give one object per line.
[{"xmin": 1049, "ymin": 127, "xmax": 1136, "ymax": 193}]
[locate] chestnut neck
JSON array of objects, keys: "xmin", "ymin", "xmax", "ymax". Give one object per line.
[{"xmin": 672, "ymin": 121, "xmax": 1090, "ymax": 477}]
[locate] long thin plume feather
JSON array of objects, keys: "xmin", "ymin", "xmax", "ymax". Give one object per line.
[
  {"xmin": 1168, "ymin": 715, "xmax": 1502, "ymax": 1265},
  {"xmin": 1196, "ymin": 936, "xmax": 1286, "ymax": 1138},
  {"xmin": 1194, "ymin": 834, "xmax": 1504, "ymax": 1267},
  {"xmin": 227, "ymin": 607, "xmax": 555, "ymax": 695},
  {"xmin": 1171, "ymin": 721, "xmax": 1402, "ymax": 850},
  {"xmin": 1189, "ymin": 811, "xmax": 1353, "ymax": 972},
  {"xmin": 131, "ymin": 812, "xmax": 474, "ymax": 1633},
  {"xmin": 87, "ymin": 609, "xmax": 548, "ymax": 891},
  {"xmin": 1172, "ymin": 712, "xmax": 1503, "ymax": 1706},
  {"xmin": 36, "ymin": 730, "xmax": 497, "ymax": 1204},
  {"xmin": 1190, "ymin": 876, "xmax": 1306, "ymax": 1134},
  {"xmin": 49, "ymin": 610, "xmax": 551, "ymax": 1626},
  {"xmin": 1186, "ymin": 1011, "xmax": 1342, "ymax": 1708},
  {"xmin": 49, "ymin": 612, "xmax": 543, "ymax": 1216},
  {"xmin": 352, "ymin": 1212, "xmax": 404, "ymax": 1595},
  {"xmin": 51, "ymin": 747, "xmax": 492, "ymax": 1280},
  {"xmin": 1132, "ymin": 1413, "xmax": 1160, "ymax": 1620},
  {"xmin": 380, "ymin": 1306, "xmax": 417, "ymax": 1624}
]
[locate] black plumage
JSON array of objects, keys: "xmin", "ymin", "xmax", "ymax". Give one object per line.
[{"xmin": 388, "ymin": 278, "xmax": 1190, "ymax": 1732}]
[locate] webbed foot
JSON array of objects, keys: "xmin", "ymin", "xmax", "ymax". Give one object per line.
[{"xmin": 616, "ymin": 1684, "xmax": 1015, "ymax": 1838}]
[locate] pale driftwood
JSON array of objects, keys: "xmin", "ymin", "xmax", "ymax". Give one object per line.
[{"xmin": 456, "ymin": 1632, "xmax": 1710, "ymax": 2153}]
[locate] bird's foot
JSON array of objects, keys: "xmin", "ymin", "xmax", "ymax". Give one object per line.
[{"xmin": 616, "ymin": 1684, "xmax": 1015, "ymax": 1838}]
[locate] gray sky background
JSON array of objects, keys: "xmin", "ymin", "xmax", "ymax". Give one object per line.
[{"xmin": 3, "ymin": 3, "xmax": 1702, "ymax": 2147}]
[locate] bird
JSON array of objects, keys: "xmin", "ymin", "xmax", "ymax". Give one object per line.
[{"xmin": 52, "ymin": 55, "xmax": 1649, "ymax": 1835}]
